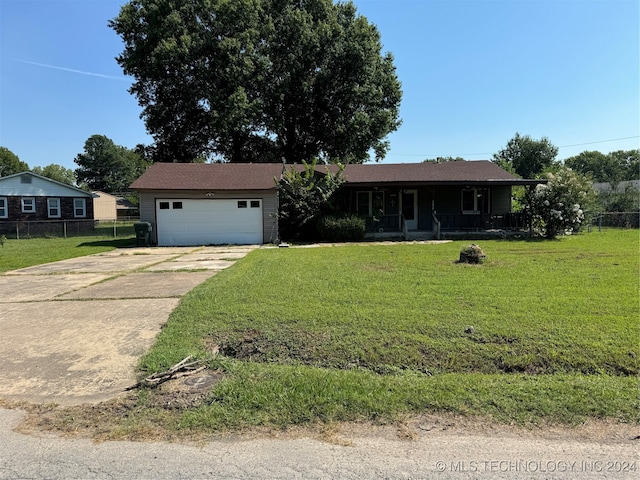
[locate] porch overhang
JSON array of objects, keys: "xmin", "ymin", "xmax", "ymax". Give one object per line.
[{"xmin": 342, "ymin": 179, "xmax": 546, "ymax": 188}]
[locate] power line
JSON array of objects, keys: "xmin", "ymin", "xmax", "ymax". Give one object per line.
[
  {"xmin": 556, "ymin": 136, "xmax": 639, "ymax": 149},
  {"xmin": 388, "ymin": 135, "xmax": 640, "ymax": 158}
]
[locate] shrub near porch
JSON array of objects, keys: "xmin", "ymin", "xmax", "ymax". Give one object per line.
[{"xmin": 140, "ymin": 230, "xmax": 638, "ymax": 428}]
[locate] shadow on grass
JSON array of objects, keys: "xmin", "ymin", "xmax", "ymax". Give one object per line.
[{"xmin": 77, "ymin": 238, "xmax": 137, "ymax": 248}]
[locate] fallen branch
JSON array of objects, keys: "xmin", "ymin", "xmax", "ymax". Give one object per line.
[{"xmin": 124, "ymin": 356, "xmax": 205, "ymax": 391}]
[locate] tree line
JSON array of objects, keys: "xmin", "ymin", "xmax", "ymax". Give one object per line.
[
  {"xmin": 1, "ymin": 132, "xmax": 637, "ymax": 193},
  {"xmin": 0, "ymin": 136, "xmax": 149, "ymax": 195}
]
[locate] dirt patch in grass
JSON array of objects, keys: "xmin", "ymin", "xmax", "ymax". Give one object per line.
[{"xmin": 211, "ymin": 328, "xmax": 330, "ymax": 365}]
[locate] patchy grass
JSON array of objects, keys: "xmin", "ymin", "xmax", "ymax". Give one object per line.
[
  {"xmin": 125, "ymin": 230, "xmax": 639, "ymax": 431},
  {"xmin": 0, "ymin": 235, "xmax": 135, "ymax": 273}
]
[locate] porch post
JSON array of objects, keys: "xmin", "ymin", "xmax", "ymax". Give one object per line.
[{"xmin": 527, "ymin": 185, "xmax": 533, "ymax": 235}]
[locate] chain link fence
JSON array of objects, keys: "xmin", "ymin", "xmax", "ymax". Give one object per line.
[
  {"xmin": 0, "ymin": 219, "xmax": 136, "ymax": 239},
  {"xmin": 591, "ymin": 212, "xmax": 639, "ymax": 230}
]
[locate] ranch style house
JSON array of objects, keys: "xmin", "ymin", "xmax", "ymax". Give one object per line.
[{"xmin": 130, "ymin": 161, "xmax": 542, "ymax": 246}]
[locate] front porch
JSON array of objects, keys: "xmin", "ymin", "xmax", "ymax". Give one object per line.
[
  {"xmin": 363, "ymin": 212, "xmax": 529, "ymax": 240},
  {"xmin": 335, "ymin": 182, "xmax": 533, "ymax": 241}
]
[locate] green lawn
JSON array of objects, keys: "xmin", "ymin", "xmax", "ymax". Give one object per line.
[
  {"xmin": 133, "ymin": 230, "xmax": 638, "ymax": 430},
  {"xmin": 0, "ymin": 234, "xmax": 135, "ymax": 273}
]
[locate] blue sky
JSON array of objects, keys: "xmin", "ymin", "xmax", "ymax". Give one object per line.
[{"xmin": 1, "ymin": 0, "xmax": 638, "ymax": 172}]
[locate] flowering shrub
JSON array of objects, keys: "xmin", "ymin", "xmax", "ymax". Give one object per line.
[{"xmin": 527, "ymin": 167, "xmax": 596, "ymax": 238}]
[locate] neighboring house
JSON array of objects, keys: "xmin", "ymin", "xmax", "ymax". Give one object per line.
[
  {"xmin": 92, "ymin": 191, "xmax": 118, "ymax": 221},
  {"xmin": 592, "ymin": 180, "xmax": 640, "ymax": 194},
  {"xmin": 93, "ymin": 191, "xmax": 139, "ymax": 221},
  {"xmin": 0, "ymin": 172, "xmax": 95, "ymax": 233},
  {"xmin": 115, "ymin": 196, "xmax": 139, "ymax": 219},
  {"xmin": 131, "ymin": 161, "xmax": 541, "ymax": 246}
]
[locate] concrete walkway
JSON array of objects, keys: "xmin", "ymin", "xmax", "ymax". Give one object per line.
[{"xmin": 0, "ymin": 246, "xmax": 257, "ymax": 406}]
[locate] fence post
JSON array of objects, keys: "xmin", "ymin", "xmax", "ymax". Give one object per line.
[
  {"xmin": 113, "ymin": 219, "xmax": 117, "ymax": 237},
  {"xmin": 64, "ymin": 222, "xmax": 67, "ymax": 238},
  {"xmin": 16, "ymin": 223, "xmax": 19, "ymax": 240}
]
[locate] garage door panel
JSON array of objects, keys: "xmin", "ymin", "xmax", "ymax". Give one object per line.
[{"xmin": 156, "ymin": 199, "xmax": 263, "ymax": 246}]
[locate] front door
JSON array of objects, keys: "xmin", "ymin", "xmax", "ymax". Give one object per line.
[{"xmin": 402, "ymin": 190, "xmax": 418, "ymax": 230}]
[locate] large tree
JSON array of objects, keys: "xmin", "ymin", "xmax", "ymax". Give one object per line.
[
  {"xmin": 492, "ymin": 133, "xmax": 558, "ymax": 179},
  {"xmin": 0, "ymin": 147, "xmax": 29, "ymax": 177},
  {"xmin": 32, "ymin": 164, "xmax": 76, "ymax": 186},
  {"xmin": 564, "ymin": 149, "xmax": 639, "ymax": 184},
  {"xmin": 109, "ymin": 0, "xmax": 402, "ymax": 164},
  {"xmin": 74, "ymin": 135, "xmax": 150, "ymax": 193}
]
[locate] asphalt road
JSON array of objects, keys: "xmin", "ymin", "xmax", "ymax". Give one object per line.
[{"xmin": 1, "ymin": 408, "xmax": 638, "ymax": 480}]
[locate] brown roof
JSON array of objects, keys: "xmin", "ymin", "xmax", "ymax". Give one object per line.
[
  {"xmin": 341, "ymin": 161, "xmax": 525, "ymax": 185},
  {"xmin": 130, "ymin": 161, "xmax": 536, "ymax": 191},
  {"xmin": 130, "ymin": 163, "xmax": 284, "ymax": 190}
]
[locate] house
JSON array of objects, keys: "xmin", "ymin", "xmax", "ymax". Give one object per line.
[
  {"xmin": 131, "ymin": 161, "xmax": 541, "ymax": 246},
  {"xmin": 332, "ymin": 161, "xmax": 541, "ymax": 238},
  {"xmin": 0, "ymin": 172, "xmax": 95, "ymax": 235},
  {"xmin": 92, "ymin": 191, "xmax": 140, "ymax": 221},
  {"xmin": 92, "ymin": 191, "xmax": 118, "ymax": 221},
  {"xmin": 592, "ymin": 180, "xmax": 640, "ymax": 195},
  {"xmin": 130, "ymin": 163, "xmax": 282, "ymax": 246}
]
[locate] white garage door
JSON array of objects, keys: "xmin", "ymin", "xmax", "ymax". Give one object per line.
[{"xmin": 156, "ymin": 199, "xmax": 263, "ymax": 246}]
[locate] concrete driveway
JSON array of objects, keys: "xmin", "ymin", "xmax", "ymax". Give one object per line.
[{"xmin": 0, "ymin": 246, "xmax": 257, "ymax": 406}]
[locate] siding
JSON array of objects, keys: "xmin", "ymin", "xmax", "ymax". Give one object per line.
[
  {"xmin": 0, "ymin": 196, "xmax": 94, "ymax": 221},
  {"xmin": 491, "ymin": 186, "xmax": 512, "ymax": 214},
  {"xmin": 0, "ymin": 174, "xmax": 93, "ymax": 198},
  {"xmin": 138, "ymin": 189, "xmax": 278, "ymax": 244},
  {"xmin": 93, "ymin": 192, "xmax": 117, "ymax": 221}
]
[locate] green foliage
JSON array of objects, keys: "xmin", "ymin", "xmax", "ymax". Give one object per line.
[
  {"xmin": 598, "ymin": 183, "xmax": 640, "ymax": 212},
  {"xmin": 0, "ymin": 146, "xmax": 29, "ymax": 177},
  {"xmin": 565, "ymin": 149, "xmax": 639, "ymax": 183},
  {"xmin": 527, "ymin": 167, "xmax": 597, "ymax": 238},
  {"xmin": 316, "ymin": 214, "xmax": 366, "ymax": 242},
  {"xmin": 74, "ymin": 134, "xmax": 150, "ymax": 193},
  {"xmin": 32, "ymin": 164, "xmax": 76, "ymax": 185},
  {"xmin": 276, "ymin": 160, "xmax": 344, "ymax": 241},
  {"xmin": 492, "ymin": 133, "xmax": 558, "ymax": 179},
  {"xmin": 110, "ymin": 0, "xmax": 402, "ymax": 164}
]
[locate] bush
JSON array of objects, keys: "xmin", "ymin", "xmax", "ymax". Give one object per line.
[
  {"xmin": 317, "ymin": 215, "xmax": 366, "ymax": 242},
  {"xmin": 277, "ymin": 160, "xmax": 344, "ymax": 242},
  {"xmin": 527, "ymin": 167, "xmax": 597, "ymax": 238}
]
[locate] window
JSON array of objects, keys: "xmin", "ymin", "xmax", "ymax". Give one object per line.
[
  {"xmin": 356, "ymin": 191, "xmax": 385, "ymax": 216},
  {"xmin": 237, "ymin": 201, "xmax": 247, "ymax": 208},
  {"xmin": 159, "ymin": 202, "xmax": 170, "ymax": 210},
  {"xmin": 461, "ymin": 188, "xmax": 490, "ymax": 214},
  {"xmin": 172, "ymin": 202, "xmax": 183, "ymax": 209},
  {"xmin": 250, "ymin": 200, "xmax": 260, "ymax": 208},
  {"xmin": 21, "ymin": 197, "xmax": 35, "ymax": 213},
  {"xmin": 73, "ymin": 198, "xmax": 86, "ymax": 218},
  {"xmin": 0, "ymin": 197, "xmax": 7, "ymax": 218},
  {"xmin": 47, "ymin": 198, "xmax": 61, "ymax": 218}
]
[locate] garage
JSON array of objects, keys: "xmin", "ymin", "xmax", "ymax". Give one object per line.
[{"xmin": 156, "ymin": 198, "xmax": 263, "ymax": 246}]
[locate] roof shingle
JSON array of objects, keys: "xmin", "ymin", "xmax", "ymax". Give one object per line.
[{"xmin": 130, "ymin": 161, "xmax": 533, "ymax": 191}]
